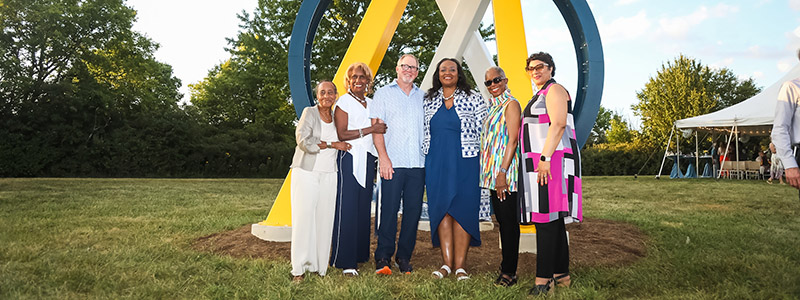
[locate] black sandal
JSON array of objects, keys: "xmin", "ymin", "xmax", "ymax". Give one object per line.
[
  {"xmin": 554, "ymin": 273, "xmax": 571, "ymax": 287},
  {"xmin": 529, "ymin": 278, "xmax": 555, "ymax": 296},
  {"xmin": 494, "ymin": 273, "xmax": 517, "ymax": 287}
]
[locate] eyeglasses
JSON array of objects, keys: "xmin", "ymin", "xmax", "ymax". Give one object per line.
[
  {"xmin": 483, "ymin": 76, "xmax": 505, "ymax": 87},
  {"xmin": 399, "ymin": 64, "xmax": 418, "ymax": 71},
  {"xmin": 525, "ymin": 63, "xmax": 549, "ymax": 72}
]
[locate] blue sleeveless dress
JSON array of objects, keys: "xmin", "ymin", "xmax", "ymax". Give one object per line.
[{"xmin": 425, "ymin": 105, "xmax": 481, "ymax": 247}]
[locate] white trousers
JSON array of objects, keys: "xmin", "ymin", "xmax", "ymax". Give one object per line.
[{"xmin": 290, "ymin": 168, "xmax": 337, "ymax": 276}]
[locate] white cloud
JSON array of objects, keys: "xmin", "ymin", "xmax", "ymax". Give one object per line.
[
  {"xmin": 599, "ymin": 10, "xmax": 651, "ymax": 43},
  {"xmin": 749, "ymin": 45, "xmax": 761, "ymax": 56},
  {"xmin": 778, "ymin": 60, "xmax": 792, "ymax": 72},
  {"xmin": 614, "ymin": 0, "xmax": 639, "ymax": 5},
  {"xmin": 658, "ymin": 7, "xmax": 708, "ymax": 39},
  {"xmin": 791, "ymin": 0, "xmax": 800, "ymax": 11},
  {"xmin": 788, "ymin": 27, "xmax": 800, "ymax": 53},
  {"xmin": 709, "ymin": 3, "xmax": 739, "ymax": 17},
  {"xmin": 710, "ymin": 57, "xmax": 735, "ymax": 69},
  {"xmin": 657, "ymin": 4, "xmax": 739, "ymax": 39},
  {"xmin": 752, "ymin": 71, "xmax": 764, "ymax": 79}
]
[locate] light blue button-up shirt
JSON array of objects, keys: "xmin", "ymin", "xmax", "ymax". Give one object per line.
[{"xmin": 370, "ymin": 80, "xmax": 425, "ymax": 168}]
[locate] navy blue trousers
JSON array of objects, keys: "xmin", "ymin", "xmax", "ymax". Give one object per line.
[
  {"xmin": 374, "ymin": 168, "xmax": 425, "ymax": 261},
  {"xmin": 330, "ymin": 151, "xmax": 376, "ymax": 269}
]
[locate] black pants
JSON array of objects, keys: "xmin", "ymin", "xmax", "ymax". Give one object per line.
[
  {"xmin": 534, "ymin": 217, "xmax": 569, "ymax": 278},
  {"xmin": 490, "ymin": 190, "xmax": 520, "ymax": 275}
]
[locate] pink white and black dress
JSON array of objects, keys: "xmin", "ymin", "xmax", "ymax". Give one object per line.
[{"xmin": 518, "ymin": 79, "xmax": 583, "ymax": 225}]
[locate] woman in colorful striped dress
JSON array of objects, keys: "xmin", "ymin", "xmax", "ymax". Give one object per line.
[
  {"xmin": 518, "ymin": 52, "xmax": 583, "ymax": 295},
  {"xmin": 479, "ymin": 66, "xmax": 522, "ymax": 287}
]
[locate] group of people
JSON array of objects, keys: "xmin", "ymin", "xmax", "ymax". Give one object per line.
[
  {"xmin": 753, "ymin": 142, "xmax": 787, "ymax": 184},
  {"xmin": 288, "ymin": 52, "xmax": 583, "ymax": 295}
]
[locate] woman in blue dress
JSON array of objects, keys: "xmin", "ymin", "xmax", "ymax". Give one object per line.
[{"xmin": 423, "ymin": 58, "xmax": 487, "ymax": 281}]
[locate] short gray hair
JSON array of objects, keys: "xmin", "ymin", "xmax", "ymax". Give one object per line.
[
  {"xmin": 315, "ymin": 80, "xmax": 337, "ymax": 94},
  {"xmin": 485, "ymin": 66, "xmax": 506, "ymax": 78},
  {"xmin": 397, "ymin": 54, "xmax": 419, "ymax": 66}
]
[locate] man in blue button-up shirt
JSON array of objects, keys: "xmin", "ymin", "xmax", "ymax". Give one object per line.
[{"xmin": 371, "ymin": 54, "xmax": 426, "ymax": 275}]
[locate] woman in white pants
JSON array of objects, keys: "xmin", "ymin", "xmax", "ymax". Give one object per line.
[{"xmin": 290, "ymin": 81, "xmax": 351, "ymax": 282}]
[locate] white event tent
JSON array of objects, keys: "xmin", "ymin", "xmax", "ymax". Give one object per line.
[{"xmin": 657, "ymin": 64, "xmax": 800, "ymax": 178}]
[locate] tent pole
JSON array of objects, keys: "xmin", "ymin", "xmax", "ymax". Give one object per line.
[
  {"xmin": 657, "ymin": 126, "xmax": 675, "ymax": 179},
  {"xmin": 735, "ymin": 125, "xmax": 740, "ymax": 176},
  {"xmin": 720, "ymin": 125, "xmax": 735, "ymax": 178},
  {"xmin": 695, "ymin": 129, "xmax": 700, "ymax": 177},
  {"xmin": 677, "ymin": 127, "xmax": 680, "ymax": 177}
]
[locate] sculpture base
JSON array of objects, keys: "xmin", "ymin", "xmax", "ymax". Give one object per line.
[{"xmin": 251, "ymin": 223, "xmax": 291, "ymax": 242}]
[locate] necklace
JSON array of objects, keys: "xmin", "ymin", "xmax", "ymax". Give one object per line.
[
  {"xmin": 318, "ymin": 107, "xmax": 332, "ymax": 122},
  {"xmin": 349, "ymin": 91, "xmax": 366, "ymax": 103},
  {"xmin": 442, "ymin": 90, "xmax": 455, "ymax": 101}
]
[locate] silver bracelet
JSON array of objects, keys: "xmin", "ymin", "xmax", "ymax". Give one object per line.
[{"xmin": 358, "ymin": 128, "xmax": 363, "ymax": 138}]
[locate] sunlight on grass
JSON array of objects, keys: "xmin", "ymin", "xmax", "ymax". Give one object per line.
[{"xmin": 1, "ymin": 177, "xmax": 798, "ymax": 299}]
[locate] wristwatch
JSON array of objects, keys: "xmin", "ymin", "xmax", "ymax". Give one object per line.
[
  {"xmin": 499, "ymin": 167, "xmax": 508, "ymax": 174},
  {"xmin": 540, "ymin": 155, "xmax": 550, "ymax": 162},
  {"xmin": 326, "ymin": 141, "xmax": 332, "ymax": 148}
]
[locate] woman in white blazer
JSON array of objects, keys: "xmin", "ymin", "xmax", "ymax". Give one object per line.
[{"xmin": 289, "ymin": 81, "xmax": 351, "ymax": 282}]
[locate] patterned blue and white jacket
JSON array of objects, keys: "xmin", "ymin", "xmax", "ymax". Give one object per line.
[{"xmin": 422, "ymin": 88, "xmax": 488, "ymax": 158}]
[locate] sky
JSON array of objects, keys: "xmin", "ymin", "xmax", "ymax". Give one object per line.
[{"xmin": 128, "ymin": 0, "xmax": 800, "ymax": 128}]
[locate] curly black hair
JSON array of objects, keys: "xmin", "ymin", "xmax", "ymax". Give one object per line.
[
  {"xmin": 526, "ymin": 52, "xmax": 556, "ymax": 77},
  {"xmin": 425, "ymin": 58, "xmax": 473, "ymax": 100}
]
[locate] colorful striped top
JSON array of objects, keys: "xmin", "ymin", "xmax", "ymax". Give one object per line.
[{"xmin": 480, "ymin": 89, "xmax": 520, "ymax": 191}]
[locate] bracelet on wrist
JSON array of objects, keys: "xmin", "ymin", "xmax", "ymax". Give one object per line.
[{"xmin": 358, "ymin": 128, "xmax": 363, "ymax": 138}]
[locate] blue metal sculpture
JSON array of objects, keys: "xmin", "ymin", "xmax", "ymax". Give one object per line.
[{"xmin": 287, "ymin": 0, "xmax": 331, "ymax": 118}]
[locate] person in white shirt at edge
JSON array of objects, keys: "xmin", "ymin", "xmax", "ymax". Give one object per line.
[
  {"xmin": 370, "ymin": 54, "xmax": 426, "ymax": 275},
  {"xmin": 772, "ymin": 48, "xmax": 800, "ymax": 198}
]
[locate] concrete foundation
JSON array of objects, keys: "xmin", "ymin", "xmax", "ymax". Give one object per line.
[{"xmin": 251, "ymin": 223, "xmax": 291, "ymax": 242}]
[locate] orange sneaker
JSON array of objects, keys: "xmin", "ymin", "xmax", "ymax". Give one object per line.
[{"xmin": 375, "ymin": 259, "xmax": 392, "ymax": 275}]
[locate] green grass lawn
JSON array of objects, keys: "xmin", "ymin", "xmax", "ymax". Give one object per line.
[{"xmin": 1, "ymin": 177, "xmax": 798, "ymax": 299}]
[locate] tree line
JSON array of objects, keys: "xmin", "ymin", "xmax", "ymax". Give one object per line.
[
  {"xmin": 0, "ymin": 0, "xmax": 464, "ymax": 177},
  {"xmin": 584, "ymin": 54, "xmax": 761, "ymax": 176},
  {"xmin": 1, "ymin": 0, "xmax": 759, "ymax": 177}
]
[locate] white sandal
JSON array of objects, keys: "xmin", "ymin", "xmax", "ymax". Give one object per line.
[
  {"xmin": 342, "ymin": 269, "xmax": 359, "ymax": 277},
  {"xmin": 455, "ymin": 268, "xmax": 470, "ymax": 281},
  {"xmin": 431, "ymin": 265, "xmax": 451, "ymax": 279}
]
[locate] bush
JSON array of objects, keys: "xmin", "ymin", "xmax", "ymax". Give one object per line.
[{"xmin": 581, "ymin": 142, "xmax": 662, "ymax": 176}]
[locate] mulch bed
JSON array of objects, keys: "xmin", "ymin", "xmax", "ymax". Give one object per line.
[{"xmin": 192, "ymin": 217, "xmax": 647, "ymax": 274}]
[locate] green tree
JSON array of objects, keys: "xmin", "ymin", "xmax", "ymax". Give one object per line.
[
  {"xmin": 606, "ymin": 116, "xmax": 635, "ymax": 144},
  {"xmin": 586, "ymin": 106, "xmax": 614, "ymax": 146},
  {"xmin": 632, "ymin": 54, "xmax": 761, "ymax": 148},
  {"xmin": 0, "ymin": 0, "xmax": 192, "ymax": 177}
]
